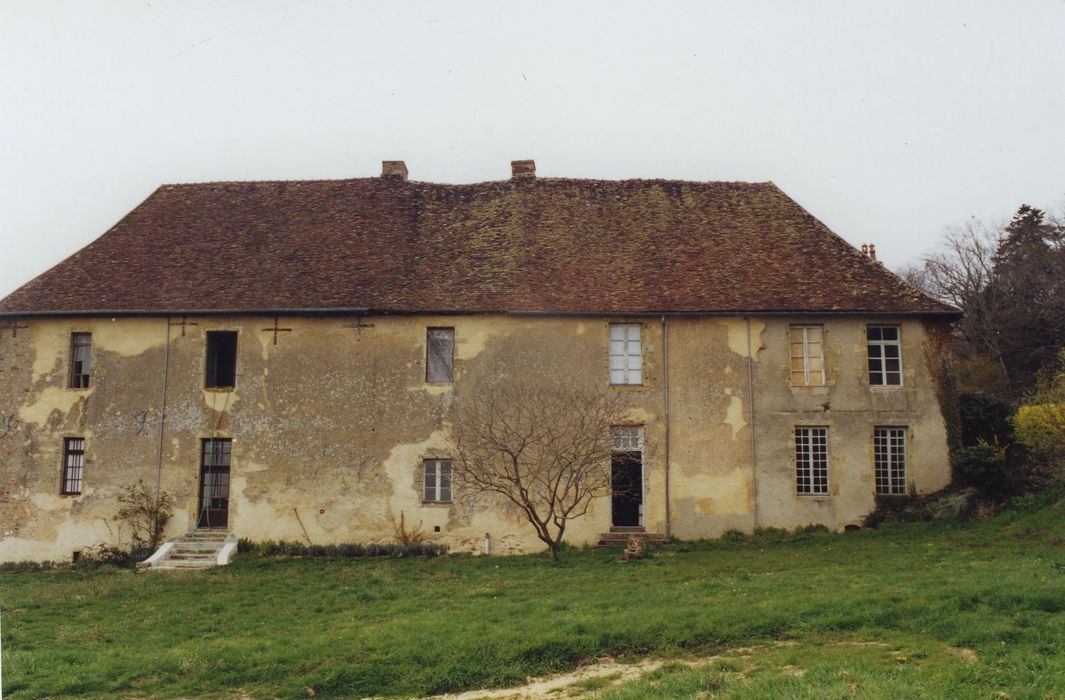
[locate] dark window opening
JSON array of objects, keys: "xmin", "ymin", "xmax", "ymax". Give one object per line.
[
  {"xmin": 205, "ymin": 331, "xmax": 238, "ymax": 389},
  {"xmin": 61, "ymin": 437, "xmax": 85, "ymax": 495},
  {"xmin": 426, "ymin": 328, "xmax": 454, "ymax": 383},
  {"xmin": 611, "ymin": 451, "xmax": 643, "ymax": 527},
  {"xmin": 69, "ymin": 332, "xmax": 92, "ymax": 389}
]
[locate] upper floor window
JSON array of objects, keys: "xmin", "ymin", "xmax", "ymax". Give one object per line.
[
  {"xmin": 867, "ymin": 325, "xmax": 902, "ymax": 386},
  {"xmin": 205, "ymin": 331, "xmax": 238, "ymax": 389},
  {"xmin": 795, "ymin": 426, "xmax": 829, "ymax": 495},
  {"xmin": 69, "ymin": 332, "xmax": 92, "ymax": 389},
  {"xmin": 789, "ymin": 325, "xmax": 825, "ymax": 386},
  {"xmin": 874, "ymin": 427, "xmax": 907, "ymax": 496},
  {"xmin": 61, "ymin": 437, "xmax": 85, "ymax": 495},
  {"xmin": 426, "ymin": 328, "xmax": 454, "ymax": 383},
  {"xmin": 423, "ymin": 458, "xmax": 453, "ymax": 503},
  {"xmin": 609, "ymin": 324, "xmax": 643, "ymax": 385}
]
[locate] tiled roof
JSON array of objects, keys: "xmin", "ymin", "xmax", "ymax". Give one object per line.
[{"xmin": 0, "ymin": 177, "xmax": 958, "ymax": 316}]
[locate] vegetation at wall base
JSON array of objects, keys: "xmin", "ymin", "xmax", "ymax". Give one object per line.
[
  {"xmin": 236, "ymin": 539, "xmax": 449, "ymax": 558},
  {"xmin": 3, "ymin": 498, "xmax": 1064, "ymax": 698}
]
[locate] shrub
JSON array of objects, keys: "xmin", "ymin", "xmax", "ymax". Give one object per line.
[
  {"xmin": 239, "ymin": 540, "xmax": 448, "ymax": 559},
  {"xmin": 1012, "ymin": 348, "xmax": 1065, "ymax": 481},
  {"xmin": 959, "ymin": 393, "xmax": 1013, "ymax": 446},
  {"xmin": 952, "ymin": 444, "xmax": 1008, "ymax": 495},
  {"xmin": 114, "ymin": 480, "xmax": 174, "ymax": 551}
]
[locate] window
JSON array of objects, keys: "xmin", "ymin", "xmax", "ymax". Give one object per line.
[
  {"xmin": 609, "ymin": 324, "xmax": 643, "ymax": 385},
  {"xmin": 61, "ymin": 438, "xmax": 85, "ymax": 495},
  {"xmin": 69, "ymin": 332, "xmax": 92, "ymax": 389},
  {"xmin": 867, "ymin": 325, "xmax": 902, "ymax": 386},
  {"xmin": 795, "ymin": 427, "xmax": 829, "ymax": 495},
  {"xmin": 205, "ymin": 331, "xmax": 238, "ymax": 389},
  {"xmin": 426, "ymin": 328, "xmax": 454, "ymax": 383},
  {"xmin": 423, "ymin": 459, "xmax": 453, "ymax": 503},
  {"xmin": 874, "ymin": 427, "xmax": 907, "ymax": 495},
  {"xmin": 789, "ymin": 325, "xmax": 825, "ymax": 386}
]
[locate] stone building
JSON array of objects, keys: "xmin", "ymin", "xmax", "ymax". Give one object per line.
[{"xmin": 0, "ymin": 160, "xmax": 959, "ymax": 562}]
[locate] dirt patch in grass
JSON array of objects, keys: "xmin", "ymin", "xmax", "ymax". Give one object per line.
[{"xmin": 428, "ymin": 639, "xmax": 979, "ymax": 699}]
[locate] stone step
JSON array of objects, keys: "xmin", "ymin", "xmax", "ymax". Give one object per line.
[
  {"xmin": 595, "ymin": 533, "xmax": 670, "ymax": 547},
  {"xmin": 166, "ymin": 552, "xmax": 220, "ymax": 561},
  {"xmin": 170, "ymin": 542, "xmax": 225, "ymax": 551},
  {"xmin": 609, "ymin": 526, "xmax": 647, "ymax": 533},
  {"xmin": 153, "ymin": 559, "xmax": 218, "ymax": 569}
]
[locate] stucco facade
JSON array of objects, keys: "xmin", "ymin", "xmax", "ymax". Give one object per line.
[{"xmin": 0, "ymin": 313, "xmax": 953, "ymax": 562}]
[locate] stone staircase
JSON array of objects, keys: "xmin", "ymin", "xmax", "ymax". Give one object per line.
[
  {"xmin": 595, "ymin": 526, "xmax": 671, "ymax": 547},
  {"xmin": 141, "ymin": 530, "xmax": 238, "ymax": 571}
]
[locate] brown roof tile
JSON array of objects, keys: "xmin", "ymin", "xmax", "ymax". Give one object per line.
[{"xmin": 0, "ymin": 177, "xmax": 958, "ymax": 316}]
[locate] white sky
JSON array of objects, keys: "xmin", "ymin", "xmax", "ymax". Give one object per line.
[{"xmin": 1, "ymin": 1, "xmax": 1063, "ymax": 299}]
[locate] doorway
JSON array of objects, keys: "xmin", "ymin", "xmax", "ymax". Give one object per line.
[
  {"xmin": 611, "ymin": 451, "xmax": 643, "ymax": 527},
  {"xmin": 197, "ymin": 438, "xmax": 231, "ymax": 529}
]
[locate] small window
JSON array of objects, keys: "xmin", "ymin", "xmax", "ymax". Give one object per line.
[
  {"xmin": 867, "ymin": 325, "xmax": 902, "ymax": 386},
  {"xmin": 205, "ymin": 331, "xmax": 238, "ymax": 389},
  {"xmin": 874, "ymin": 427, "xmax": 907, "ymax": 496},
  {"xmin": 61, "ymin": 437, "xmax": 85, "ymax": 495},
  {"xmin": 795, "ymin": 427, "xmax": 829, "ymax": 495},
  {"xmin": 423, "ymin": 459, "xmax": 453, "ymax": 503},
  {"xmin": 789, "ymin": 325, "xmax": 825, "ymax": 386},
  {"xmin": 426, "ymin": 328, "xmax": 454, "ymax": 383},
  {"xmin": 69, "ymin": 332, "xmax": 92, "ymax": 389},
  {"xmin": 609, "ymin": 324, "xmax": 643, "ymax": 385}
]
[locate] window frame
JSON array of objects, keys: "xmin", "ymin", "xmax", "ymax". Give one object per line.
[
  {"xmin": 874, "ymin": 426, "xmax": 908, "ymax": 496},
  {"xmin": 788, "ymin": 325, "xmax": 825, "ymax": 386},
  {"xmin": 867, "ymin": 324, "xmax": 903, "ymax": 387},
  {"xmin": 425, "ymin": 327, "xmax": 455, "ymax": 384},
  {"xmin": 204, "ymin": 330, "xmax": 239, "ymax": 390},
  {"xmin": 794, "ymin": 426, "xmax": 830, "ymax": 496},
  {"xmin": 61, "ymin": 437, "xmax": 85, "ymax": 495},
  {"xmin": 609, "ymin": 323, "xmax": 644, "ymax": 386},
  {"xmin": 422, "ymin": 458, "xmax": 453, "ymax": 503},
  {"xmin": 68, "ymin": 332, "xmax": 92, "ymax": 389}
]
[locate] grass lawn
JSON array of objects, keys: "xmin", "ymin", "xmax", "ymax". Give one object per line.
[{"xmin": 3, "ymin": 498, "xmax": 1065, "ymax": 698}]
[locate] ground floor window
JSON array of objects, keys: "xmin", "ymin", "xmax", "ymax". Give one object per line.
[
  {"xmin": 874, "ymin": 427, "xmax": 908, "ymax": 495},
  {"xmin": 61, "ymin": 437, "xmax": 85, "ymax": 495},
  {"xmin": 795, "ymin": 427, "xmax": 829, "ymax": 495},
  {"xmin": 423, "ymin": 459, "xmax": 453, "ymax": 503},
  {"xmin": 198, "ymin": 438, "xmax": 232, "ymax": 528}
]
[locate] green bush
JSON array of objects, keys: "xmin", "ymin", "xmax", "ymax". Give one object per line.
[
  {"xmin": 952, "ymin": 444, "xmax": 1008, "ymax": 494},
  {"xmin": 239, "ymin": 540, "xmax": 448, "ymax": 558}
]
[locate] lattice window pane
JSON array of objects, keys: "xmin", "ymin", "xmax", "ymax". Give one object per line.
[
  {"xmin": 61, "ymin": 437, "xmax": 85, "ymax": 495},
  {"xmin": 875, "ymin": 427, "xmax": 907, "ymax": 495},
  {"xmin": 795, "ymin": 427, "xmax": 829, "ymax": 495},
  {"xmin": 609, "ymin": 324, "xmax": 643, "ymax": 385}
]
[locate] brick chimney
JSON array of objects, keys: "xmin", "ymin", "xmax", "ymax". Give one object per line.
[
  {"xmin": 511, "ymin": 160, "xmax": 536, "ymax": 179},
  {"xmin": 381, "ymin": 161, "xmax": 408, "ymax": 181}
]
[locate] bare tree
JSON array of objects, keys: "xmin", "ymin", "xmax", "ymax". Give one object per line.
[{"xmin": 449, "ymin": 380, "xmax": 625, "ymax": 561}]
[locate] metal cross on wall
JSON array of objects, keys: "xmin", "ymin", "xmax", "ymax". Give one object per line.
[
  {"xmin": 0, "ymin": 321, "xmax": 29, "ymax": 338},
  {"xmin": 261, "ymin": 317, "xmax": 292, "ymax": 345},
  {"xmin": 345, "ymin": 317, "xmax": 375, "ymax": 341},
  {"xmin": 169, "ymin": 316, "xmax": 199, "ymax": 337}
]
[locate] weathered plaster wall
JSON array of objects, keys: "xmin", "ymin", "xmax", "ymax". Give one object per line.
[{"xmin": 0, "ymin": 314, "xmax": 952, "ymax": 562}]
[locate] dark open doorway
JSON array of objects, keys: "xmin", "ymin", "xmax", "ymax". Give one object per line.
[
  {"xmin": 197, "ymin": 438, "xmax": 231, "ymax": 529},
  {"xmin": 611, "ymin": 451, "xmax": 643, "ymax": 527}
]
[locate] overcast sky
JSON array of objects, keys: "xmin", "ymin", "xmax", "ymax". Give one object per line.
[{"xmin": 1, "ymin": 1, "xmax": 1063, "ymax": 299}]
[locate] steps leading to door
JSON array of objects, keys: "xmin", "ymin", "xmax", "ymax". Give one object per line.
[
  {"xmin": 141, "ymin": 530, "xmax": 237, "ymax": 571},
  {"xmin": 595, "ymin": 530, "xmax": 671, "ymax": 547}
]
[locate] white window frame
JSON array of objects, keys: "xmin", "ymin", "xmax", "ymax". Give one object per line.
[
  {"xmin": 789, "ymin": 325, "xmax": 825, "ymax": 386},
  {"xmin": 422, "ymin": 458, "xmax": 453, "ymax": 503},
  {"xmin": 874, "ymin": 427, "xmax": 908, "ymax": 496},
  {"xmin": 794, "ymin": 426, "xmax": 829, "ymax": 496},
  {"xmin": 609, "ymin": 324, "xmax": 643, "ymax": 385},
  {"xmin": 867, "ymin": 325, "xmax": 903, "ymax": 386}
]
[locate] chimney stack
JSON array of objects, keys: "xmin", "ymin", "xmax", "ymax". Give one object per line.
[
  {"xmin": 511, "ymin": 160, "xmax": 536, "ymax": 179},
  {"xmin": 381, "ymin": 161, "xmax": 408, "ymax": 181},
  {"xmin": 868, "ymin": 243, "xmax": 877, "ymax": 261}
]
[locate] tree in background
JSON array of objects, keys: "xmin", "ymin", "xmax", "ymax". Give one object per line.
[
  {"xmin": 906, "ymin": 204, "xmax": 1065, "ymax": 399},
  {"xmin": 449, "ymin": 380, "xmax": 625, "ymax": 561}
]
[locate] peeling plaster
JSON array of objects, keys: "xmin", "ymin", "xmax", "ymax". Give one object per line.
[{"xmin": 18, "ymin": 386, "xmax": 86, "ymax": 426}]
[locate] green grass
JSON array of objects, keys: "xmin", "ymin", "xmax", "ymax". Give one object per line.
[{"xmin": 3, "ymin": 499, "xmax": 1065, "ymax": 698}]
